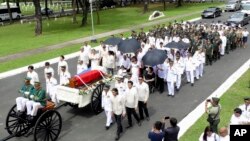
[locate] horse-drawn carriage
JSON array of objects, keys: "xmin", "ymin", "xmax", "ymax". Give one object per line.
[{"xmin": 2, "ymin": 68, "xmax": 113, "ymax": 141}]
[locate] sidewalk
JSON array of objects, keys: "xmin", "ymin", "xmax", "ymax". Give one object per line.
[{"xmin": 0, "ymin": 11, "xmax": 201, "ymax": 63}]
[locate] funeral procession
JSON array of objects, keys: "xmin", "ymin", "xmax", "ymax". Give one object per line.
[{"xmin": 0, "ymin": 0, "xmax": 250, "ymax": 141}]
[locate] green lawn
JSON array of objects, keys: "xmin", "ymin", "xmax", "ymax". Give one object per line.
[
  {"xmin": 179, "ymin": 70, "xmax": 250, "ymax": 141},
  {"xmin": 0, "ymin": 13, "xmax": 201, "ymax": 73},
  {"xmin": 0, "ymin": 2, "xmax": 223, "ymax": 57}
]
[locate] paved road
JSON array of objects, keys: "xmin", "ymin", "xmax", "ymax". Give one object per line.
[{"xmin": 0, "ymin": 11, "xmax": 250, "ymax": 141}]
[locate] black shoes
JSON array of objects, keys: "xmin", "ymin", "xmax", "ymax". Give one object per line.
[
  {"xmin": 106, "ymin": 126, "xmax": 110, "ymax": 130},
  {"xmin": 146, "ymin": 117, "xmax": 150, "ymax": 121},
  {"xmin": 115, "ymin": 135, "xmax": 120, "ymax": 141},
  {"xmin": 137, "ymin": 122, "xmax": 141, "ymax": 126},
  {"xmin": 126, "ymin": 125, "xmax": 132, "ymax": 129}
]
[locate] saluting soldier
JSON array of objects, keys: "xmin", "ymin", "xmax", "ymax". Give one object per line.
[
  {"xmin": 16, "ymin": 77, "xmax": 34, "ymax": 115},
  {"xmin": 26, "ymin": 82, "xmax": 46, "ymax": 120}
]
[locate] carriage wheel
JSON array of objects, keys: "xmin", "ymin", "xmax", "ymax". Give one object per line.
[
  {"xmin": 91, "ymin": 83, "xmax": 105, "ymax": 114},
  {"xmin": 34, "ymin": 110, "xmax": 62, "ymax": 141},
  {"xmin": 5, "ymin": 104, "xmax": 30, "ymax": 137}
]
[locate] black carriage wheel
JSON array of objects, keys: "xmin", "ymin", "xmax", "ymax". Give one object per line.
[
  {"xmin": 91, "ymin": 83, "xmax": 105, "ymax": 114},
  {"xmin": 34, "ymin": 110, "xmax": 62, "ymax": 141},
  {"xmin": 6, "ymin": 104, "xmax": 30, "ymax": 137}
]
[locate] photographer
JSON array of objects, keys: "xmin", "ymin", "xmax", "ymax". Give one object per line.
[
  {"xmin": 205, "ymin": 97, "xmax": 221, "ymax": 133},
  {"xmin": 148, "ymin": 121, "xmax": 164, "ymax": 141},
  {"xmin": 161, "ymin": 117, "xmax": 180, "ymax": 141}
]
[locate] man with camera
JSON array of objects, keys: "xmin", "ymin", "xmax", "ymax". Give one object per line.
[
  {"xmin": 161, "ymin": 117, "xmax": 180, "ymax": 141},
  {"xmin": 205, "ymin": 97, "xmax": 221, "ymax": 133}
]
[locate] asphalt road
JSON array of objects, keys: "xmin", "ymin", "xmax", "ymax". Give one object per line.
[{"xmin": 0, "ymin": 11, "xmax": 250, "ymax": 141}]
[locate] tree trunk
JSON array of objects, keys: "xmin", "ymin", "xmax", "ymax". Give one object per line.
[
  {"xmin": 81, "ymin": 0, "xmax": 89, "ymax": 26},
  {"xmin": 45, "ymin": 0, "xmax": 49, "ymax": 18},
  {"xmin": 50, "ymin": 0, "xmax": 53, "ymax": 5},
  {"xmin": 16, "ymin": 0, "xmax": 20, "ymax": 7},
  {"xmin": 76, "ymin": 0, "xmax": 80, "ymax": 14},
  {"xmin": 24, "ymin": 0, "xmax": 27, "ymax": 5},
  {"xmin": 6, "ymin": 0, "xmax": 13, "ymax": 23},
  {"xmin": 163, "ymin": 0, "xmax": 166, "ymax": 11},
  {"xmin": 72, "ymin": 0, "xmax": 78, "ymax": 23},
  {"xmin": 33, "ymin": 0, "xmax": 43, "ymax": 36},
  {"xmin": 177, "ymin": 0, "xmax": 182, "ymax": 7},
  {"xmin": 143, "ymin": 0, "xmax": 148, "ymax": 14},
  {"xmin": 96, "ymin": 0, "xmax": 100, "ymax": 25}
]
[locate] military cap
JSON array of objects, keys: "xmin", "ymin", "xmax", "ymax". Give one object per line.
[
  {"xmin": 25, "ymin": 77, "xmax": 32, "ymax": 80},
  {"xmin": 244, "ymin": 97, "xmax": 250, "ymax": 101},
  {"xmin": 34, "ymin": 81, "xmax": 41, "ymax": 85},
  {"xmin": 212, "ymin": 97, "xmax": 220, "ymax": 103}
]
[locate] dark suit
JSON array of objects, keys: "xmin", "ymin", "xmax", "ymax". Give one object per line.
[{"xmin": 162, "ymin": 124, "xmax": 180, "ymax": 141}]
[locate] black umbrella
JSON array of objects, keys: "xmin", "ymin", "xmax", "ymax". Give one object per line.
[
  {"xmin": 117, "ymin": 38, "xmax": 141, "ymax": 53},
  {"xmin": 142, "ymin": 49, "xmax": 167, "ymax": 66},
  {"xmin": 179, "ymin": 40, "xmax": 190, "ymax": 49},
  {"xmin": 164, "ymin": 41, "xmax": 185, "ymax": 49},
  {"xmin": 103, "ymin": 37, "xmax": 122, "ymax": 46}
]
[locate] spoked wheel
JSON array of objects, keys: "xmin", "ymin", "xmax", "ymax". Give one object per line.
[
  {"xmin": 34, "ymin": 110, "xmax": 62, "ymax": 141},
  {"xmin": 91, "ymin": 83, "xmax": 105, "ymax": 114},
  {"xmin": 6, "ymin": 104, "xmax": 30, "ymax": 137}
]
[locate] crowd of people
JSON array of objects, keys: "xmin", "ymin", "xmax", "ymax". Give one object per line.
[{"xmin": 14, "ymin": 20, "xmax": 249, "ymax": 141}]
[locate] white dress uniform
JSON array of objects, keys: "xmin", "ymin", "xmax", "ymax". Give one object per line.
[
  {"xmin": 184, "ymin": 57, "xmax": 195, "ymax": 84},
  {"xmin": 59, "ymin": 71, "xmax": 71, "ymax": 85},
  {"xmin": 44, "ymin": 67, "xmax": 54, "ymax": 79},
  {"xmin": 89, "ymin": 53, "xmax": 101, "ymax": 68},
  {"xmin": 198, "ymin": 51, "xmax": 205, "ymax": 78},
  {"xmin": 46, "ymin": 77, "xmax": 58, "ymax": 105},
  {"xmin": 148, "ymin": 36, "xmax": 156, "ymax": 46},
  {"xmin": 172, "ymin": 36, "xmax": 180, "ymax": 42},
  {"xmin": 166, "ymin": 65, "xmax": 177, "ymax": 96},
  {"xmin": 174, "ymin": 57, "xmax": 185, "ymax": 89},
  {"xmin": 115, "ymin": 81, "xmax": 126, "ymax": 96},
  {"xmin": 155, "ymin": 38, "xmax": 164, "ymax": 48},
  {"xmin": 239, "ymin": 104, "xmax": 250, "ymax": 121},
  {"xmin": 131, "ymin": 62, "xmax": 140, "ymax": 79},
  {"xmin": 79, "ymin": 50, "xmax": 89, "ymax": 66},
  {"xmin": 77, "ymin": 63, "xmax": 88, "ymax": 74},
  {"xmin": 102, "ymin": 91, "xmax": 113, "ymax": 127},
  {"xmin": 220, "ymin": 35, "xmax": 227, "ymax": 55},
  {"xmin": 57, "ymin": 60, "xmax": 68, "ymax": 75},
  {"xmin": 99, "ymin": 48, "xmax": 109, "ymax": 68},
  {"xmin": 193, "ymin": 51, "xmax": 201, "ymax": 80},
  {"xmin": 230, "ymin": 114, "xmax": 249, "ymax": 125},
  {"xmin": 27, "ymin": 71, "xmax": 39, "ymax": 86},
  {"xmin": 120, "ymin": 57, "xmax": 131, "ymax": 70}
]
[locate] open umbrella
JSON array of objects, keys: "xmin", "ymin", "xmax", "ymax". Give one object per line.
[
  {"xmin": 178, "ymin": 40, "xmax": 190, "ymax": 49},
  {"xmin": 117, "ymin": 38, "xmax": 141, "ymax": 53},
  {"xmin": 142, "ymin": 49, "xmax": 167, "ymax": 66},
  {"xmin": 103, "ymin": 37, "xmax": 122, "ymax": 46},
  {"xmin": 164, "ymin": 41, "xmax": 185, "ymax": 49}
]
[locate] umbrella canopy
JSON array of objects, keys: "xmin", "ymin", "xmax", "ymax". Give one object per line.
[
  {"xmin": 164, "ymin": 41, "xmax": 185, "ymax": 49},
  {"xmin": 142, "ymin": 49, "xmax": 168, "ymax": 66},
  {"xmin": 103, "ymin": 37, "xmax": 122, "ymax": 46},
  {"xmin": 179, "ymin": 40, "xmax": 190, "ymax": 49},
  {"xmin": 117, "ymin": 38, "xmax": 141, "ymax": 53}
]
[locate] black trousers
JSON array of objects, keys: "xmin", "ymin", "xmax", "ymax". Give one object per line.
[
  {"xmin": 206, "ymin": 54, "xmax": 213, "ymax": 65},
  {"xmin": 157, "ymin": 76, "xmax": 164, "ymax": 93},
  {"xmin": 138, "ymin": 101, "xmax": 149, "ymax": 119},
  {"xmin": 114, "ymin": 114, "xmax": 123, "ymax": 136},
  {"xmin": 126, "ymin": 107, "xmax": 140, "ymax": 126}
]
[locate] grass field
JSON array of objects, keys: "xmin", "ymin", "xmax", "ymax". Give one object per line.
[
  {"xmin": 0, "ymin": 13, "xmax": 201, "ymax": 73},
  {"xmin": 0, "ymin": 2, "xmax": 223, "ymax": 57},
  {"xmin": 179, "ymin": 70, "xmax": 250, "ymax": 141}
]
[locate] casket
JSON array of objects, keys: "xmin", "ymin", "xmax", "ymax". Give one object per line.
[{"xmin": 69, "ymin": 70, "xmax": 104, "ymax": 88}]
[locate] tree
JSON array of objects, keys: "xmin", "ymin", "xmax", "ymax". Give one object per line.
[
  {"xmin": 6, "ymin": 0, "xmax": 13, "ymax": 23},
  {"xmin": 16, "ymin": 0, "xmax": 20, "ymax": 7},
  {"xmin": 95, "ymin": 0, "xmax": 101, "ymax": 25},
  {"xmin": 45, "ymin": 0, "xmax": 49, "ymax": 17},
  {"xmin": 143, "ymin": 0, "xmax": 148, "ymax": 14},
  {"xmin": 72, "ymin": 0, "xmax": 78, "ymax": 23},
  {"xmin": 78, "ymin": 0, "xmax": 89, "ymax": 26},
  {"xmin": 33, "ymin": 0, "xmax": 43, "ymax": 36},
  {"xmin": 176, "ymin": 0, "xmax": 182, "ymax": 7},
  {"xmin": 163, "ymin": 0, "xmax": 166, "ymax": 11}
]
